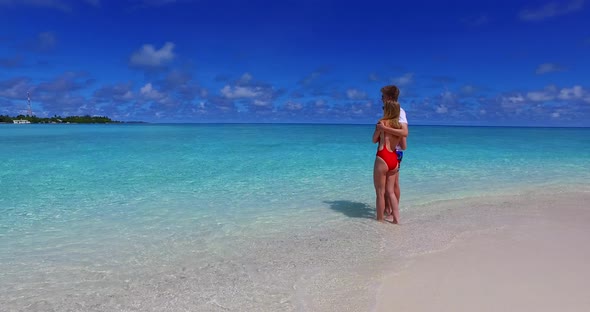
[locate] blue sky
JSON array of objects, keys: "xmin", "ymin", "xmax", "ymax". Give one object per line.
[{"xmin": 1, "ymin": 0, "xmax": 589, "ymax": 125}]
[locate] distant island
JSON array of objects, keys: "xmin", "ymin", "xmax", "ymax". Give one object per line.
[{"xmin": 0, "ymin": 115, "xmax": 139, "ymax": 124}]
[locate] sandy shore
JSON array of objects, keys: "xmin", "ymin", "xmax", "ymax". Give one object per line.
[{"xmin": 375, "ymin": 189, "xmax": 590, "ymax": 312}]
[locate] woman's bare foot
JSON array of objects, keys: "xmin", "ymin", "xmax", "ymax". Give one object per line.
[{"xmin": 385, "ymin": 208, "xmax": 393, "ymax": 216}]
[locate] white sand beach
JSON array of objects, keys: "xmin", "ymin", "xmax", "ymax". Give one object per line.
[{"xmin": 375, "ymin": 189, "xmax": 590, "ymax": 312}]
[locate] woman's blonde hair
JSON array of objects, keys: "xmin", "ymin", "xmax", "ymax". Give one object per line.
[{"xmin": 380, "ymin": 85, "xmax": 401, "ymax": 129}]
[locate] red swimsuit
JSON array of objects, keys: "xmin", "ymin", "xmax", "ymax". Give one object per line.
[{"xmin": 376, "ymin": 146, "xmax": 399, "ymax": 171}]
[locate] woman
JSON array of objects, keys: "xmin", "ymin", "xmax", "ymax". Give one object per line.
[{"xmin": 372, "ymin": 86, "xmax": 404, "ymax": 223}]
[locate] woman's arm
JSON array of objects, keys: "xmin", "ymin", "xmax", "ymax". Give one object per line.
[
  {"xmin": 377, "ymin": 122, "xmax": 408, "ymax": 137},
  {"xmin": 372, "ymin": 122, "xmax": 381, "ymax": 143}
]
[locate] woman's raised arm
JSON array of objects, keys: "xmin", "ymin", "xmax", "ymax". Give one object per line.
[
  {"xmin": 376, "ymin": 122, "xmax": 408, "ymax": 137},
  {"xmin": 372, "ymin": 122, "xmax": 382, "ymax": 143}
]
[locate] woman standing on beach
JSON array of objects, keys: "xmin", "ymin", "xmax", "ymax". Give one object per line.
[
  {"xmin": 372, "ymin": 86, "xmax": 404, "ymax": 223},
  {"xmin": 377, "ymin": 89, "xmax": 408, "ymax": 222}
]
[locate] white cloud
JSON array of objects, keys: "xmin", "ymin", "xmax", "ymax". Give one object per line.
[
  {"xmin": 545, "ymin": 85, "xmax": 559, "ymax": 92},
  {"xmin": 520, "ymin": 0, "xmax": 585, "ymax": 21},
  {"xmin": 461, "ymin": 85, "xmax": 477, "ymax": 95},
  {"xmin": 220, "ymin": 85, "xmax": 261, "ymax": 99},
  {"xmin": 368, "ymin": 73, "xmax": 380, "ymax": 82},
  {"xmin": 130, "ymin": 42, "xmax": 175, "ymax": 68},
  {"xmin": 284, "ymin": 101, "xmax": 303, "ymax": 111},
  {"xmin": 252, "ymin": 99, "xmax": 270, "ymax": 107},
  {"xmin": 535, "ymin": 63, "xmax": 566, "ymax": 74},
  {"xmin": 441, "ymin": 91, "xmax": 455, "ymax": 102},
  {"xmin": 527, "ymin": 91, "xmax": 554, "ymax": 102},
  {"xmin": 140, "ymin": 83, "xmax": 164, "ymax": 100},
  {"xmin": 526, "ymin": 85, "xmax": 558, "ymax": 101},
  {"xmin": 121, "ymin": 91, "xmax": 133, "ymax": 100},
  {"xmin": 193, "ymin": 101, "xmax": 206, "ymax": 114},
  {"xmin": 315, "ymin": 99, "xmax": 326, "ymax": 107},
  {"xmin": 507, "ymin": 95, "xmax": 525, "ymax": 103},
  {"xmin": 36, "ymin": 71, "xmax": 90, "ymax": 93},
  {"xmin": 238, "ymin": 73, "xmax": 253, "ymax": 84},
  {"xmin": 0, "ymin": 78, "xmax": 32, "ymax": 99},
  {"xmin": 139, "ymin": 83, "xmax": 177, "ymax": 107},
  {"xmin": 349, "ymin": 101, "xmax": 372, "ymax": 115},
  {"xmin": 218, "ymin": 74, "xmax": 280, "ymax": 111},
  {"xmin": 391, "ymin": 73, "xmax": 414, "ymax": 86},
  {"xmin": 500, "ymin": 94, "xmax": 527, "ymax": 112},
  {"xmin": 435, "ymin": 104, "xmax": 448, "ymax": 114},
  {"xmin": 557, "ymin": 85, "xmax": 585, "ymax": 100},
  {"xmin": 93, "ymin": 83, "xmax": 135, "ymax": 103},
  {"xmin": 346, "ymin": 88, "xmax": 367, "ymax": 100},
  {"xmin": 523, "ymin": 85, "xmax": 589, "ymax": 103}
]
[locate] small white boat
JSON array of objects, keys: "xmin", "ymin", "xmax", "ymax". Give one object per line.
[{"xmin": 13, "ymin": 119, "xmax": 31, "ymax": 124}]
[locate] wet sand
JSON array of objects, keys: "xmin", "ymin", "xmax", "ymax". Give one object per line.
[{"xmin": 375, "ymin": 189, "xmax": 590, "ymax": 312}]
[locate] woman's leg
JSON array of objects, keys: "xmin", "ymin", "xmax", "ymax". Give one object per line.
[
  {"xmin": 386, "ymin": 170, "xmax": 400, "ymax": 224},
  {"xmin": 393, "ymin": 172, "xmax": 401, "ymax": 204},
  {"xmin": 384, "ymin": 193, "xmax": 394, "ymax": 222},
  {"xmin": 373, "ymin": 158, "xmax": 388, "ymax": 221},
  {"xmin": 385, "ymin": 195, "xmax": 392, "ymax": 217}
]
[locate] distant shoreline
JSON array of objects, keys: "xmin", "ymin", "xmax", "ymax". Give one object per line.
[
  {"xmin": 1, "ymin": 120, "xmax": 587, "ymax": 128},
  {"xmin": 0, "ymin": 114, "xmax": 145, "ymax": 124},
  {"xmin": 117, "ymin": 122, "xmax": 588, "ymax": 128},
  {"xmin": 0, "ymin": 122, "xmax": 147, "ymax": 124}
]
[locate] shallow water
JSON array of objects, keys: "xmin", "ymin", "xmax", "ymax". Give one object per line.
[{"xmin": 1, "ymin": 124, "xmax": 589, "ymax": 311}]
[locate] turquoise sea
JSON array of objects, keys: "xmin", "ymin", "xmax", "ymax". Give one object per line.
[{"xmin": 1, "ymin": 124, "xmax": 589, "ymax": 311}]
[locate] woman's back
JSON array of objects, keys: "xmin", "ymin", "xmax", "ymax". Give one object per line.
[{"xmin": 378, "ymin": 121, "xmax": 401, "ymax": 152}]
